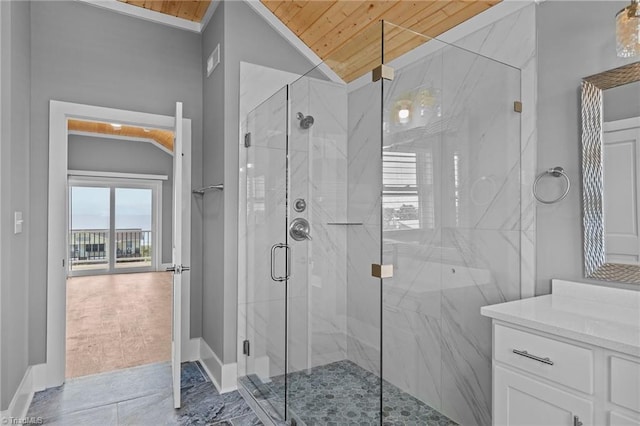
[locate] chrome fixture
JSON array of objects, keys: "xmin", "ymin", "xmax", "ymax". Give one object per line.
[
  {"xmin": 192, "ymin": 184, "xmax": 224, "ymax": 195},
  {"xmin": 293, "ymin": 198, "xmax": 306, "ymax": 212},
  {"xmin": 270, "ymin": 243, "xmax": 290, "ymax": 282},
  {"xmin": 296, "ymin": 112, "xmax": 314, "ymax": 129},
  {"xmin": 289, "ymin": 218, "xmax": 312, "ymax": 241},
  {"xmin": 533, "ymin": 166, "xmax": 570, "ymax": 204},
  {"xmin": 617, "ymin": 0, "xmax": 640, "ymax": 58},
  {"xmin": 512, "ymin": 349, "xmax": 554, "ymax": 366}
]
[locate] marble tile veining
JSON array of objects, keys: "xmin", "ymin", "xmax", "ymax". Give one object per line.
[{"xmin": 27, "ymin": 361, "xmax": 262, "ymax": 426}]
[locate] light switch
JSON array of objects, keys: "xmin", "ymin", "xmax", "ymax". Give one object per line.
[{"xmin": 14, "ymin": 211, "xmax": 23, "ymax": 234}]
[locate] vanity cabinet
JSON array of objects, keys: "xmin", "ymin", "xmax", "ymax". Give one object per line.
[
  {"xmin": 481, "ymin": 280, "xmax": 640, "ymax": 426},
  {"xmin": 494, "ymin": 363, "xmax": 593, "ymax": 426}
]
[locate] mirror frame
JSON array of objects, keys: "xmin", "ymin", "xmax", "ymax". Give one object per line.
[{"xmin": 581, "ymin": 61, "xmax": 640, "ymax": 284}]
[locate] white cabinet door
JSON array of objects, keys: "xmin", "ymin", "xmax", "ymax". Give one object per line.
[{"xmin": 494, "ymin": 365, "xmax": 593, "ymax": 426}]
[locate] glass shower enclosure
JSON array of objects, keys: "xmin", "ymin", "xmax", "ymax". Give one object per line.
[{"xmin": 238, "ymin": 21, "xmax": 521, "ymax": 426}]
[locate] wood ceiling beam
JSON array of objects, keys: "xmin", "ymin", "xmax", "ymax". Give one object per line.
[{"xmin": 68, "ymin": 119, "xmax": 174, "ymax": 153}]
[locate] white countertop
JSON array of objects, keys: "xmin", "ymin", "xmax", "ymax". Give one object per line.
[{"xmin": 481, "ymin": 280, "xmax": 640, "ymax": 357}]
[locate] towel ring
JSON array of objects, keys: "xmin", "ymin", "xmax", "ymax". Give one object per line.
[{"xmin": 533, "ymin": 166, "xmax": 570, "ymax": 204}]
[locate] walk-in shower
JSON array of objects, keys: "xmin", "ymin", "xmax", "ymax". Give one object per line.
[{"xmin": 238, "ymin": 21, "xmax": 522, "ymax": 426}]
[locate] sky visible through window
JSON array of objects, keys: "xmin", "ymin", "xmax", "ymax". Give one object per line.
[{"xmin": 70, "ymin": 186, "xmax": 152, "ymax": 230}]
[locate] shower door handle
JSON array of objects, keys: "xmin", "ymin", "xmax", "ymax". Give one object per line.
[{"xmin": 270, "ymin": 243, "xmax": 290, "ymax": 282}]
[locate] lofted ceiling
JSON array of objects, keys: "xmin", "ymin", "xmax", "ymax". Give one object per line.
[
  {"xmin": 261, "ymin": 0, "xmax": 501, "ymax": 82},
  {"xmin": 117, "ymin": 0, "xmax": 212, "ymax": 22},
  {"xmin": 68, "ymin": 119, "xmax": 175, "ymax": 153},
  {"xmin": 115, "ymin": 0, "xmax": 500, "ymax": 82}
]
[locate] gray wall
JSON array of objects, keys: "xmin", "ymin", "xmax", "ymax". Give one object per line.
[
  {"xmin": 536, "ymin": 1, "xmax": 640, "ymax": 294},
  {"xmin": 68, "ymin": 135, "xmax": 173, "ymax": 264},
  {"xmin": 0, "ymin": 0, "xmax": 31, "ymax": 410},
  {"xmin": 201, "ymin": 1, "xmax": 318, "ymax": 363},
  {"xmin": 201, "ymin": 0, "xmax": 226, "ymax": 363},
  {"xmin": 29, "ymin": 0, "xmax": 204, "ymax": 364}
]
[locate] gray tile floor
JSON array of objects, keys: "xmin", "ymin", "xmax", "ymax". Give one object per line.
[
  {"xmin": 240, "ymin": 360, "xmax": 457, "ymax": 426},
  {"xmin": 27, "ymin": 361, "xmax": 262, "ymax": 425}
]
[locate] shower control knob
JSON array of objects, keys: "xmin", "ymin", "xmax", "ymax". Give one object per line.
[
  {"xmin": 289, "ymin": 218, "xmax": 312, "ymax": 241},
  {"xmin": 293, "ymin": 198, "xmax": 306, "ymax": 212}
]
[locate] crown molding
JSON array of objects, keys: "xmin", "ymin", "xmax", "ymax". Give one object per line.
[{"xmin": 76, "ymin": 0, "xmax": 203, "ymax": 33}]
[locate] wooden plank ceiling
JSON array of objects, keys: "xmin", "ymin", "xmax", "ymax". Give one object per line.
[
  {"xmin": 68, "ymin": 119, "xmax": 175, "ymax": 153},
  {"xmin": 261, "ymin": 0, "xmax": 501, "ymax": 82},
  {"xmin": 117, "ymin": 0, "xmax": 211, "ymax": 22},
  {"xmin": 115, "ymin": 1, "xmax": 499, "ymax": 82}
]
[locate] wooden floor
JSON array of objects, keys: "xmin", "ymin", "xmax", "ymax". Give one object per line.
[{"xmin": 66, "ymin": 272, "xmax": 172, "ymax": 379}]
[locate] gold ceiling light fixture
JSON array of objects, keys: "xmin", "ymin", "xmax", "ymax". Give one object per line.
[{"xmin": 617, "ymin": 0, "xmax": 640, "ymax": 58}]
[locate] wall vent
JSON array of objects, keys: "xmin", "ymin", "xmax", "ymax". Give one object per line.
[{"xmin": 207, "ymin": 44, "xmax": 220, "ymax": 77}]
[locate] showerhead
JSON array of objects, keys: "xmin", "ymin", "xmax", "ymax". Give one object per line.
[{"xmin": 296, "ymin": 112, "xmax": 314, "ymax": 129}]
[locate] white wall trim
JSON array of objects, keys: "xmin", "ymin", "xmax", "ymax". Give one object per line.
[
  {"xmin": 242, "ymin": 0, "xmax": 343, "ymax": 84},
  {"xmin": 76, "ymin": 0, "xmax": 201, "ymax": 33},
  {"xmin": 604, "ymin": 116, "xmax": 640, "ymax": 133},
  {"xmin": 198, "ymin": 338, "xmax": 237, "ymax": 394},
  {"xmin": 0, "ymin": 366, "xmax": 36, "ymax": 422},
  {"xmin": 184, "ymin": 338, "xmax": 201, "ymax": 362},
  {"xmin": 46, "ymin": 100, "xmax": 192, "ymax": 389},
  {"xmin": 0, "ymin": 0, "xmax": 4, "ymax": 413},
  {"xmin": 200, "ymin": 0, "xmax": 220, "ymax": 33},
  {"xmin": 68, "ymin": 170, "xmax": 168, "ymax": 181}
]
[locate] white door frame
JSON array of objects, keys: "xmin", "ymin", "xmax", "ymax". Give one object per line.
[{"xmin": 46, "ymin": 100, "xmax": 192, "ymax": 387}]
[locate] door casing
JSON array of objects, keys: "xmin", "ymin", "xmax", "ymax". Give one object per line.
[{"xmin": 46, "ymin": 100, "xmax": 192, "ymax": 387}]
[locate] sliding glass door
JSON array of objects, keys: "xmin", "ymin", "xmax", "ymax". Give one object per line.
[
  {"xmin": 114, "ymin": 187, "xmax": 153, "ymax": 269},
  {"xmin": 68, "ymin": 176, "xmax": 161, "ymax": 276}
]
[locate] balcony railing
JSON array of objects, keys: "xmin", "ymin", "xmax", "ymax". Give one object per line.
[{"xmin": 69, "ymin": 229, "xmax": 152, "ymax": 270}]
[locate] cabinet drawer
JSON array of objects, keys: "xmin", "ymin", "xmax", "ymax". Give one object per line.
[
  {"xmin": 494, "ymin": 324, "xmax": 594, "ymax": 394},
  {"xmin": 610, "ymin": 356, "xmax": 640, "ymax": 413}
]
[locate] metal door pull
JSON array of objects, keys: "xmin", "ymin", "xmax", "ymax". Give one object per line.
[
  {"xmin": 270, "ymin": 243, "xmax": 290, "ymax": 282},
  {"xmin": 512, "ymin": 349, "xmax": 554, "ymax": 365}
]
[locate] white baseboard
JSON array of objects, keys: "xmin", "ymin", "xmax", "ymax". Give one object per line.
[
  {"xmin": 197, "ymin": 338, "xmax": 237, "ymax": 393},
  {"xmin": 0, "ymin": 363, "xmax": 46, "ymax": 422},
  {"xmin": 184, "ymin": 337, "xmax": 200, "ymax": 362}
]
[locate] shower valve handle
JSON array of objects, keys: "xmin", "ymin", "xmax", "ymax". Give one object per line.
[{"xmin": 289, "ymin": 218, "xmax": 312, "ymax": 241}]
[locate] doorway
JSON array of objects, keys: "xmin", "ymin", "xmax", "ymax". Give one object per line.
[
  {"xmin": 47, "ymin": 101, "xmax": 192, "ymax": 408},
  {"xmin": 65, "ymin": 175, "xmax": 169, "ymax": 378}
]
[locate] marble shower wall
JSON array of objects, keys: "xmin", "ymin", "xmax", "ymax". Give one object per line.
[
  {"xmin": 346, "ymin": 82, "xmax": 383, "ymax": 376},
  {"xmin": 288, "ymin": 77, "xmax": 350, "ymax": 372},
  {"xmin": 239, "ymin": 75, "xmax": 350, "ymax": 386},
  {"xmin": 346, "ymin": 7, "xmax": 536, "ymax": 426}
]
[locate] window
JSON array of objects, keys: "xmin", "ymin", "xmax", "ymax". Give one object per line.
[{"xmin": 383, "ymin": 150, "xmax": 435, "ymax": 231}]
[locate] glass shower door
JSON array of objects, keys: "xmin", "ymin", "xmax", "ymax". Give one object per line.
[{"xmin": 239, "ymin": 86, "xmax": 290, "ymax": 421}]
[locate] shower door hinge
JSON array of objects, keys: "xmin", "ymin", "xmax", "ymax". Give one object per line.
[
  {"xmin": 514, "ymin": 101, "xmax": 522, "ymax": 113},
  {"xmin": 242, "ymin": 339, "xmax": 250, "ymax": 356},
  {"xmin": 244, "ymin": 132, "xmax": 251, "ymax": 148},
  {"xmin": 372, "ymin": 64, "xmax": 394, "ymax": 82},
  {"xmin": 371, "ymin": 264, "xmax": 393, "ymax": 278}
]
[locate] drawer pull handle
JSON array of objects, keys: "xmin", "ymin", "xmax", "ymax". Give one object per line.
[
  {"xmin": 573, "ymin": 415, "xmax": 583, "ymax": 426},
  {"xmin": 512, "ymin": 349, "xmax": 554, "ymax": 365}
]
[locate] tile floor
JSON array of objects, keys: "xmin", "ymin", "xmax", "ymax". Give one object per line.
[
  {"xmin": 239, "ymin": 360, "xmax": 457, "ymax": 426},
  {"xmin": 27, "ymin": 361, "xmax": 262, "ymax": 425}
]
